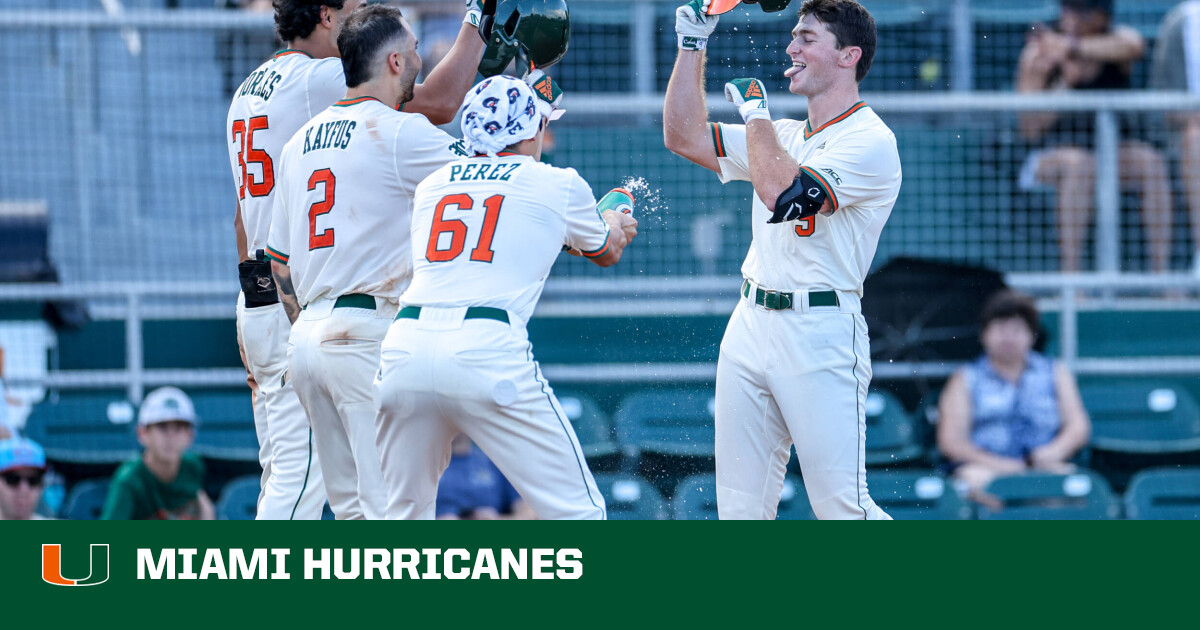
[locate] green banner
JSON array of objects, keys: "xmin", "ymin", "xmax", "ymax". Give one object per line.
[{"xmin": 0, "ymin": 521, "xmax": 1194, "ymax": 624}]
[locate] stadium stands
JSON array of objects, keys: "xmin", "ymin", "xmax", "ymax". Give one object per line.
[
  {"xmin": 868, "ymin": 471, "xmax": 972, "ymax": 520},
  {"xmin": 1123, "ymin": 467, "xmax": 1200, "ymax": 520},
  {"xmin": 214, "ymin": 474, "xmax": 259, "ymax": 521},
  {"xmin": 61, "ymin": 478, "xmax": 110, "ymax": 520},
  {"xmin": 977, "ymin": 470, "xmax": 1121, "ymax": 520},
  {"xmin": 593, "ymin": 473, "xmax": 670, "ymax": 520},
  {"xmin": 864, "ymin": 389, "xmax": 924, "ymax": 467},
  {"xmin": 1080, "ymin": 381, "xmax": 1200, "ymax": 455},
  {"xmin": 23, "ymin": 393, "xmax": 139, "ymax": 465}
]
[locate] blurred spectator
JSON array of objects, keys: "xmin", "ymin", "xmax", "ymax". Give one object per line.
[
  {"xmin": 1150, "ymin": 0, "xmax": 1200, "ymax": 275},
  {"xmin": 101, "ymin": 387, "xmax": 214, "ymax": 520},
  {"xmin": 1016, "ymin": 0, "xmax": 1172, "ymax": 273},
  {"xmin": 436, "ymin": 436, "xmax": 535, "ymax": 520},
  {"xmin": 937, "ymin": 291, "xmax": 1091, "ymax": 506},
  {"xmin": 0, "ymin": 437, "xmax": 49, "ymax": 520}
]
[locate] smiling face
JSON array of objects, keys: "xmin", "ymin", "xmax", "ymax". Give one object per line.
[{"xmin": 784, "ymin": 14, "xmax": 852, "ymax": 96}]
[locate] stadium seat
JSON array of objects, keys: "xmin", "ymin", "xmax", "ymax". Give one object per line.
[
  {"xmin": 23, "ymin": 393, "xmax": 140, "ymax": 464},
  {"xmin": 864, "ymin": 389, "xmax": 924, "ymax": 467},
  {"xmin": 215, "ymin": 475, "xmax": 260, "ymax": 521},
  {"xmin": 672, "ymin": 472, "xmax": 812, "ymax": 520},
  {"xmin": 1123, "ymin": 468, "xmax": 1200, "ymax": 520},
  {"xmin": 978, "ymin": 470, "xmax": 1120, "ymax": 520},
  {"xmin": 615, "ymin": 388, "xmax": 716, "ymax": 458},
  {"xmin": 868, "ymin": 471, "xmax": 972, "ymax": 520},
  {"xmin": 593, "ymin": 473, "xmax": 669, "ymax": 520},
  {"xmin": 555, "ymin": 390, "xmax": 619, "ymax": 460},
  {"xmin": 61, "ymin": 479, "xmax": 111, "ymax": 521},
  {"xmin": 1079, "ymin": 381, "xmax": 1200, "ymax": 454},
  {"xmin": 189, "ymin": 390, "xmax": 258, "ymax": 462}
]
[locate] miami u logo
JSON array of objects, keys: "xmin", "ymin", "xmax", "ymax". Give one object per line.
[{"xmin": 42, "ymin": 544, "xmax": 110, "ymax": 586}]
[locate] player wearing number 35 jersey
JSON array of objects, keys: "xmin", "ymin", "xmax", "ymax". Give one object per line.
[
  {"xmin": 666, "ymin": 0, "xmax": 900, "ymax": 519},
  {"xmin": 266, "ymin": 5, "xmax": 474, "ymax": 520},
  {"xmin": 374, "ymin": 75, "xmax": 639, "ymax": 520}
]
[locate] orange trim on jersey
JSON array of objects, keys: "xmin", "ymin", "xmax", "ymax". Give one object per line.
[
  {"xmin": 273, "ymin": 49, "xmax": 313, "ymax": 60},
  {"xmin": 581, "ymin": 234, "xmax": 611, "ymax": 259},
  {"xmin": 799, "ymin": 165, "xmax": 839, "ymax": 212},
  {"xmin": 334, "ymin": 96, "xmax": 385, "ymax": 107},
  {"xmin": 266, "ymin": 246, "xmax": 289, "ymax": 264},
  {"xmin": 803, "ymin": 101, "xmax": 867, "ymax": 140},
  {"xmin": 710, "ymin": 122, "xmax": 727, "ymax": 158}
]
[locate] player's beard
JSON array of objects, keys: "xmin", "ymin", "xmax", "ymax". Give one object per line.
[{"xmin": 399, "ymin": 67, "xmax": 419, "ymax": 105}]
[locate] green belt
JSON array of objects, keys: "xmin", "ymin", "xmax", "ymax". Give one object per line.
[
  {"xmin": 333, "ymin": 294, "xmax": 376, "ymax": 309},
  {"xmin": 396, "ymin": 305, "xmax": 510, "ymax": 324},
  {"xmin": 741, "ymin": 280, "xmax": 839, "ymax": 310}
]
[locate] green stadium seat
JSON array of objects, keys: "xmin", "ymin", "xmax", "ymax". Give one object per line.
[
  {"xmin": 23, "ymin": 393, "xmax": 139, "ymax": 464},
  {"xmin": 672, "ymin": 472, "xmax": 812, "ymax": 520},
  {"xmin": 615, "ymin": 388, "xmax": 716, "ymax": 458},
  {"xmin": 1123, "ymin": 468, "xmax": 1200, "ymax": 520},
  {"xmin": 978, "ymin": 470, "xmax": 1120, "ymax": 520},
  {"xmin": 555, "ymin": 390, "xmax": 618, "ymax": 459},
  {"xmin": 864, "ymin": 390, "xmax": 924, "ymax": 467},
  {"xmin": 189, "ymin": 390, "xmax": 259, "ymax": 462},
  {"xmin": 869, "ymin": 471, "xmax": 972, "ymax": 520},
  {"xmin": 593, "ymin": 473, "xmax": 669, "ymax": 520},
  {"xmin": 61, "ymin": 479, "xmax": 110, "ymax": 521},
  {"xmin": 215, "ymin": 475, "xmax": 260, "ymax": 521},
  {"xmin": 1080, "ymin": 381, "xmax": 1200, "ymax": 454}
]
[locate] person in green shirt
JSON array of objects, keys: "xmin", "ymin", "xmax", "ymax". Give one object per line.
[{"xmin": 101, "ymin": 387, "xmax": 215, "ymax": 520}]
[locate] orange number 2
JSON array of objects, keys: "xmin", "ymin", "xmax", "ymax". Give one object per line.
[{"xmin": 307, "ymin": 169, "xmax": 336, "ymax": 250}]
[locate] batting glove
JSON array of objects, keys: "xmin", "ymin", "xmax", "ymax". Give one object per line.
[
  {"xmin": 465, "ymin": 0, "xmax": 495, "ymax": 27},
  {"xmin": 526, "ymin": 69, "xmax": 565, "ymax": 120},
  {"xmin": 676, "ymin": 0, "xmax": 718, "ymax": 51},
  {"xmin": 725, "ymin": 77, "xmax": 771, "ymax": 123}
]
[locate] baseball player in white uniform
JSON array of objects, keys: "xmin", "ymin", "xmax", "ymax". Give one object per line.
[
  {"xmin": 374, "ymin": 75, "xmax": 639, "ymax": 520},
  {"xmin": 664, "ymin": 0, "xmax": 899, "ymax": 519},
  {"xmin": 227, "ymin": 0, "xmax": 486, "ymax": 519},
  {"xmin": 266, "ymin": 4, "xmax": 478, "ymax": 520}
]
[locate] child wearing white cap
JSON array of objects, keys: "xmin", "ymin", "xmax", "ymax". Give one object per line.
[{"xmin": 101, "ymin": 387, "xmax": 214, "ymax": 520}]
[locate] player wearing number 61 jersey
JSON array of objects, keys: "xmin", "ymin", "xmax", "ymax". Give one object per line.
[
  {"xmin": 265, "ymin": 5, "xmax": 474, "ymax": 520},
  {"xmin": 375, "ymin": 75, "xmax": 639, "ymax": 520}
]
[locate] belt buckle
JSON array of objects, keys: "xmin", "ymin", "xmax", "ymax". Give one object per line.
[{"xmin": 761, "ymin": 288, "xmax": 779, "ymax": 309}]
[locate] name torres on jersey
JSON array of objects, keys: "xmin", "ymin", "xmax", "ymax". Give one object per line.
[
  {"xmin": 237, "ymin": 68, "xmax": 283, "ymax": 102},
  {"xmin": 303, "ymin": 119, "xmax": 356, "ymax": 154}
]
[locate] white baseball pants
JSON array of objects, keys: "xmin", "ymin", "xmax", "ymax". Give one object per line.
[
  {"xmin": 235, "ymin": 293, "xmax": 326, "ymax": 520},
  {"xmin": 288, "ymin": 297, "xmax": 395, "ymax": 520},
  {"xmin": 715, "ymin": 287, "xmax": 890, "ymax": 520},
  {"xmin": 374, "ymin": 307, "xmax": 606, "ymax": 520}
]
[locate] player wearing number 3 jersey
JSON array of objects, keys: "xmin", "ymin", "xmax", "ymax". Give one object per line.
[
  {"xmin": 265, "ymin": 5, "xmax": 474, "ymax": 519},
  {"xmin": 665, "ymin": 0, "xmax": 900, "ymax": 519},
  {"xmin": 375, "ymin": 75, "xmax": 639, "ymax": 520}
]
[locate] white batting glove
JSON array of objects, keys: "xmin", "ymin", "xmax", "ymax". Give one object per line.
[
  {"xmin": 676, "ymin": 0, "xmax": 718, "ymax": 51},
  {"xmin": 725, "ymin": 77, "xmax": 771, "ymax": 123},
  {"xmin": 464, "ymin": 0, "xmax": 485, "ymax": 26}
]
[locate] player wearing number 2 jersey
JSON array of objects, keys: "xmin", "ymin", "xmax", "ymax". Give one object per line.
[
  {"xmin": 228, "ymin": 0, "xmax": 486, "ymax": 519},
  {"xmin": 665, "ymin": 0, "xmax": 899, "ymax": 519},
  {"xmin": 266, "ymin": 5, "xmax": 474, "ymax": 520},
  {"xmin": 374, "ymin": 75, "xmax": 639, "ymax": 520}
]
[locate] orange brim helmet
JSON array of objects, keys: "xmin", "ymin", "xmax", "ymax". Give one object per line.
[
  {"xmin": 707, "ymin": 0, "xmax": 794, "ymax": 15},
  {"xmin": 706, "ymin": 0, "xmax": 742, "ymax": 15}
]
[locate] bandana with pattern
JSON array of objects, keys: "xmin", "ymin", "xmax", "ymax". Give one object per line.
[{"xmin": 459, "ymin": 76, "xmax": 540, "ymax": 156}]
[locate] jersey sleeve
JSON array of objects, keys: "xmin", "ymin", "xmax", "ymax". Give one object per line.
[
  {"xmin": 306, "ymin": 59, "xmax": 346, "ymax": 119},
  {"xmin": 798, "ymin": 127, "xmax": 902, "ymax": 212},
  {"xmin": 392, "ymin": 116, "xmax": 464, "ymax": 194},
  {"xmin": 561, "ymin": 169, "xmax": 611, "ymax": 258},
  {"xmin": 265, "ymin": 159, "xmax": 291, "ymax": 264},
  {"xmin": 710, "ymin": 119, "xmax": 805, "ymax": 184}
]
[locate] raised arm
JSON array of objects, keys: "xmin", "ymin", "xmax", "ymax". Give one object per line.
[
  {"xmin": 405, "ymin": 3, "xmax": 488, "ymax": 125},
  {"xmin": 663, "ymin": 1, "xmax": 720, "ymax": 173}
]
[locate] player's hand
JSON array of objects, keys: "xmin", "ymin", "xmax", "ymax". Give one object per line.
[
  {"xmin": 465, "ymin": 0, "xmax": 490, "ymax": 27},
  {"xmin": 618, "ymin": 212, "xmax": 639, "ymax": 243},
  {"xmin": 725, "ymin": 78, "xmax": 770, "ymax": 123},
  {"xmin": 526, "ymin": 69, "xmax": 564, "ymax": 119},
  {"xmin": 676, "ymin": 0, "xmax": 717, "ymax": 51}
]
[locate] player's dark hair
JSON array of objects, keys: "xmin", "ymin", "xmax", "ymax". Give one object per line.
[
  {"xmin": 338, "ymin": 4, "xmax": 412, "ymax": 88},
  {"xmin": 273, "ymin": 0, "xmax": 346, "ymax": 44},
  {"xmin": 979, "ymin": 290, "xmax": 1041, "ymax": 336},
  {"xmin": 798, "ymin": 0, "xmax": 876, "ymax": 83}
]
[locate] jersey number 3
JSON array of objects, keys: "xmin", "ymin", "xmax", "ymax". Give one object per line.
[
  {"xmin": 231, "ymin": 116, "xmax": 274, "ymax": 199},
  {"xmin": 425, "ymin": 194, "xmax": 504, "ymax": 263}
]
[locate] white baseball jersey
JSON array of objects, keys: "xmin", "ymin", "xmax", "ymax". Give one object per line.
[
  {"xmin": 227, "ymin": 50, "xmax": 346, "ymax": 256},
  {"xmin": 266, "ymin": 96, "xmax": 468, "ymax": 306},
  {"xmin": 710, "ymin": 102, "xmax": 902, "ymax": 292},
  {"xmin": 402, "ymin": 154, "xmax": 612, "ymax": 323}
]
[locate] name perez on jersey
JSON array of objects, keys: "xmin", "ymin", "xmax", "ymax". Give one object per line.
[
  {"xmin": 237, "ymin": 68, "xmax": 283, "ymax": 102},
  {"xmin": 447, "ymin": 162, "xmax": 523, "ymax": 183},
  {"xmin": 303, "ymin": 120, "xmax": 356, "ymax": 154}
]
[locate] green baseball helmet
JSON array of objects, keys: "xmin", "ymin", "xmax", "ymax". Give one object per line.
[{"xmin": 478, "ymin": 0, "xmax": 570, "ymax": 78}]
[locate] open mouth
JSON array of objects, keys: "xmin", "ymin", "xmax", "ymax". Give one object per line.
[{"xmin": 784, "ymin": 61, "xmax": 806, "ymax": 78}]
